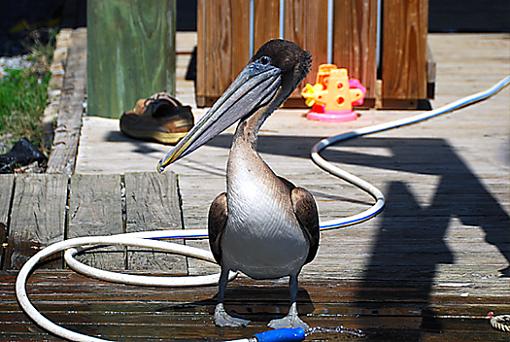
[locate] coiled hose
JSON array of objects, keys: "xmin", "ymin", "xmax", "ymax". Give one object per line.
[{"xmin": 15, "ymin": 76, "xmax": 510, "ymax": 341}]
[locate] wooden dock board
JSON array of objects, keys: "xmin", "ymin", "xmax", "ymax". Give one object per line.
[
  {"xmin": 46, "ymin": 29, "xmax": 87, "ymax": 175},
  {"xmin": 1, "ymin": 270, "xmax": 509, "ymax": 341},
  {"xmin": 0, "ymin": 175, "xmax": 14, "ymax": 268},
  {"xmin": 124, "ymin": 172, "xmax": 186, "ymax": 273},
  {"xmin": 4, "ymin": 174, "xmax": 68, "ymax": 270},
  {"xmin": 67, "ymin": 174, "xmax": 125, "ymax": 270}
]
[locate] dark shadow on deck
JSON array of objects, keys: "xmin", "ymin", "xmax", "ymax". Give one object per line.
[
  {"xmin": 206, "ymin": 134, "xmax": 510, "ymax": 269},
  {"xmin": 207, "ymin": 133, "xmax": 510, "ymax": 339},
  {"xmin": 104, "ymin": 130, "xmax": 509, "ymax": 337},
  {"xmin": 154, "ymin": 285, "xmax": 314, "ymax": 323}
]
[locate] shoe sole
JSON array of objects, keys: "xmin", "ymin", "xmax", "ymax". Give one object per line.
[{"xmin": 121, "ymin": 127, "xmax": 189, "ymax": 145}]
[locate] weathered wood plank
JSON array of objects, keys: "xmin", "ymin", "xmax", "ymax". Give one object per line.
[
  {"xmin": 3, "ymin": 270, "xmax": 509, "ymax": 303},
  {"xmin": 42, "ymin": 29, "xmax": 73, "ymax": 148},
  {"xmin": 87, "ymin": 0, "xmax": 176, "ymax": 117},
  {"xmin": 254, "ymin": 0, "xmax": 280, "ymax": 51},
  {"xmin": 67, "ymin": 174, "xmax": 124, "ymax": 270},
  {"xmin": 46, "ymin": 29, "xmax": 87, "ymax": 175},
  {"xmin": 196, "ymin": 0, "xmax": 206, "ymax": 106},
  {"xmin": 284, "ymin": 0, "xmax": 307, "ymax": 100},
  {"xmin": 303, "ymin": 0, "xmax": 329, "ymax": 85},
  {"xmin": 1, "ymin": 270, "xmax": 509, "ymax": 341},
  {"xmin": 4, "ymin": 175, "xmax": 68, "ymax": 270},
  {"xmin": 0, "ymin": 175, "xmax": 14, "ymax": 268},
  {"xmin": 333, "ymin": 0, "xmax": 377, "ymax": 99},
  {"xmin": 205, "ymin": 0, "xmax": 232, "ymax": 99},
  {"xmin": 382, "ymin": 0, "xmax": 429, "ymax": 102},
  {"xmin": 230, "ymin": 0, "xmax": 251, "ymax": 77},
  {"xmin": 124, "ymin": 172, "xmax": 186, "ymax": 273}
]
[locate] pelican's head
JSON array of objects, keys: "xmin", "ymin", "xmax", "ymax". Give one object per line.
[{"xmin": 158, "ymin": 39, "xmax": 311, "ymax": 172}]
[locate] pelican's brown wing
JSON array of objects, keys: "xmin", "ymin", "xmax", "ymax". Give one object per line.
[
  {"xmin": 291, "ymin": 187, "xmax": 320, "ymax": 264},
  {"xmin": 278, "ymin": 176, "xmax": 320, "ymax": 264},
  {"xmin": 208, "ymin": 192, "xmax": 228, "ymax": 264}
]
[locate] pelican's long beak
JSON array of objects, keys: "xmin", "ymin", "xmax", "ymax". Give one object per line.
[{"xmin": 158, "ymin": 60, "xmax": 281, "ymax": 172}]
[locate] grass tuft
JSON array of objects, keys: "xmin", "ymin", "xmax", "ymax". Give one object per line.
[{"xmin": 0, "ymin": 29, "xmax": 55, "ymax": 152}]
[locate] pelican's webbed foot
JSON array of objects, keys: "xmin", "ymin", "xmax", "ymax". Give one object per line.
[
  {"xmin": 268, "ymin": 302, "xmax": 309, "ymax": 330},
  {"xmin": 214, "ymin": 303, "xmax": 250, "ymax": 327}
]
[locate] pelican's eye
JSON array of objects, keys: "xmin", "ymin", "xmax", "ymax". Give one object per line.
[{"xmin": 259, "ymin": 56, "xmax": 271, "ymax": 65}]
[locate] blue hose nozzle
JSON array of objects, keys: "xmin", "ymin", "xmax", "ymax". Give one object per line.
[{"xmin": 254, "ymin": 327, "xmax": 305, "ymax": 342}]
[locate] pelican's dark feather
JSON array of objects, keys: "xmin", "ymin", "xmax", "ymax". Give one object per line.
[
  {"xmin": 278, "ymin": 176, "xmax": 320, "ymax": 264},
  {"xmin": 291, "ymin": 187, "xmax": 320, "ymax": 264},
  {"xmin": 208, "ymin": 192, "xmax": 228, "ymax": 264}
]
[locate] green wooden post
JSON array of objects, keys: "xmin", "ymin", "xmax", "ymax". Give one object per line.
[{"xmin": 87, "ymin": 0, "xmax": 176, "ymax": 118}]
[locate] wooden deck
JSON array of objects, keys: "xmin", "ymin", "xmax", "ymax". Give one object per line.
[{"xmin": 1, "ymin": 31, "xmax": 509, "ymax": 341}]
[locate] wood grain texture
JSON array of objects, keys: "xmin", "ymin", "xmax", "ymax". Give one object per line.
[
  {"xmin": 382, "ymin": 0, "xmax": 429, "ymax": 101},
  {"xmin": 333, "ymin": 0, "xmax": 377, "ymax": 99},
  {"xmin": 254, "ymin": 0, "xmax": 280, "ymax": 51},
  {"xmin": 196, "ymin": 0, "xmax": 206, "ymax": 106},
  {"xmin": 303, "ymin": 0, "xmax": 329, "ymax": 85},
  {"xmin": 87, "ymin": 0, "xmax": 176, "ymax": 118},
  {"xmin": 42, "ymin": 29, "xmax": 73, "ymax": 148},
  {"xmin": 284, "ymin": 0, "xmax": 307, "ymax": 100},
  {"xmin": 46, "ymin": 29, "xmax": 86, "ymax": 175},
  {"xmin": 204, "ymin": 0, "xmax": 231, "ymax": 98},
  {"xmin": 230, "ymin": 0, "xmax": 251, "ymax": 78},
  {"xmin": 4, "ymin": 175, "xmax": 68, "ymax": 270},
  {"xmin": 1, "ymin": 270, "xmax": 509, "ymax": 341},
  {"xmin": 0, "ymin": 175, "xmax": 14, "ymax": 268},
  {"xmin": 124, "ymin": 172, "xmax": 186, "ymax": 273},
  {"xmin": 282, "ymin": 0, "xmax": 328, "ymax": 102},
  {"xmin": 197, "ymin": 0, "xmax": 250, "ymax": 104},
  {"xmin": 67, "ymin": 174, "xmax": 124, "ymax": 270}
]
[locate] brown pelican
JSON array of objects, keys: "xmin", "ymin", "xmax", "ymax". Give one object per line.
[{"xmin": 158, "ymin": 40, "xmax": 319, "ymax": 329}]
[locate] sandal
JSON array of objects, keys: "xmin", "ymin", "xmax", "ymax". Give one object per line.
[{"xmin": 119, "ymin": 92, "xmax": 194, "ymax": 144}]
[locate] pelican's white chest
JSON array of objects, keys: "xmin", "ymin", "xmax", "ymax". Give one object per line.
[{"xmin": 221, "ymin": 147, "xmax": 309, "ymax": 279}]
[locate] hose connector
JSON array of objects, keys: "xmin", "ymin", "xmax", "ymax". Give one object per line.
[{"xmin": 254, "ymin": 327, "xmax": 305, "ymax": 342}]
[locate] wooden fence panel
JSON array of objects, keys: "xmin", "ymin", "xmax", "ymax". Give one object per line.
[
  {"xmin": 284, "ymin": 0, "xmax": 328, "ymax": 104},
  {"xmin": 196, "ymin": 0, "xmax": 206, "ymax": 106},
  {"xmin": 303, "ymin": 0, "xmax": 329, "ymax": 86},
  {"xmin": 197, "ymin": 0, "xmax": 250, "ymax": 107},
  {"xmin": 231, "ymin": 1, "xmax": 251, "ymax": 78},
  {"xmin": 382, "ymin": 0, "xmax": 428, "ymax": 105},
  {"xmin": 197, "ymin": 0, "xmax": 430, "ymax": 108},
  {"xmin": 254, "ymin": 0, "xmax": 280, "ymax": 51},
  {"xmin": 333, "ymin": 0, "xmax": 377, "ymax": 100},
  {"xmin": 284, "ymin": 0, "xmax": 309, "ymax": 101}
]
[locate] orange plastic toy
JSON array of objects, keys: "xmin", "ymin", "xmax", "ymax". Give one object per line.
[{"xmin": 301, "ymin": 64, "xmax": 366, "ymax": 122}]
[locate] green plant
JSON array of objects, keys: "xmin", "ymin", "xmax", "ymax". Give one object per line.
[
  {"xmin": 0, "ymin": 68, "xmax": 50, "ymax": 145},
  {"xmin": 0, "ymin": 29, "xmax": 55, "ymax": 151}
]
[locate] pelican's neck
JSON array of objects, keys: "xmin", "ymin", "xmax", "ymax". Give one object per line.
[
  {"xmin": 227, "ymin": 106, "xmax": 273, "ymax": 188},
  {"xmin": 231, "ymin": 105, "xmax": 272, "ymax": 152}
]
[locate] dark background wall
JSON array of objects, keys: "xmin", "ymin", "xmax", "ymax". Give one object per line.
[
  {"xmin": 429, "ymin": 0, "xmax": 510, "ymax": 32},
  {"xmin": 0, "ymin": 0, "xmax": 509, "ymax": 56}
]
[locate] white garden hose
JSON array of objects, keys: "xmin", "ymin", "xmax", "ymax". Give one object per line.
[{"xmin": 15, "ymin": 76, "xmax": 510, "ymax": 341}]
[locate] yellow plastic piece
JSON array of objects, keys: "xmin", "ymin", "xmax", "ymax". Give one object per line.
[{"xmin": 301, "ymin": 64, "xmax": 362, "ymax": 112}]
